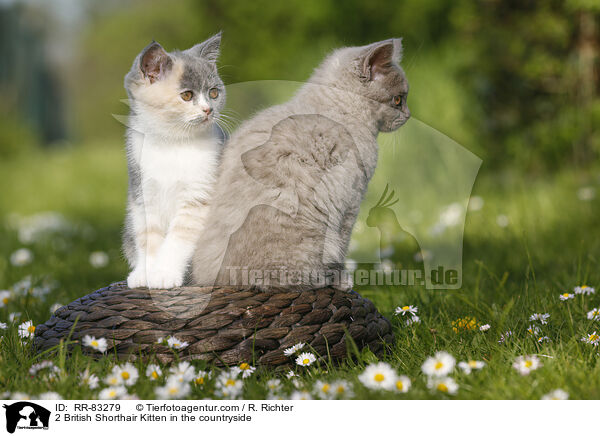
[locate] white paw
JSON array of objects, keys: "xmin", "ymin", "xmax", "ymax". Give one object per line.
[
  {"xmin": 145, "ymin": 268, "xmax": 184, "ymax": 289},
  {"xmin": 127, "ymin": 267, "xmax": 147, "ymax": 288}
]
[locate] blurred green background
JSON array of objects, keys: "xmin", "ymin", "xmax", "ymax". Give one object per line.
[
  {"xmin": 0, "ymin": 0, "xmax": 598, "ymax": 303},
  {"xmin": 3, "ymin": 0, "xmax": 599, "ymax": 168}
]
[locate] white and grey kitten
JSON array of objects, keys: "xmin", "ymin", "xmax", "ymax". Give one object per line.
[
  {"xmin": 191, "ymin": 38, "xmax": 410, "ymax": 290},
  {"xmin": 122, "ymin": 33, "xmax": 226, "ymax": 289}
]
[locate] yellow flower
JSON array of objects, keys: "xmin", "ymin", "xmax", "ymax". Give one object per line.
[
  {"xmin": 452, "ymin": 317, "xmax": 479, "ymax": 333},
  {"xmin": 236, "ymin": 362, "xmax": 255, "ymax": 378},
  {"xmin": 145, "ymin": 364, "xmax": 162, "ymax": 381}
]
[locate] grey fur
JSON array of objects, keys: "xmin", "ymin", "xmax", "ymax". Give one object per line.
[
  {"xmin": 179, "ymin": 51, "xmax": 225, "ymax": 109},
  {"xmin": 186, "ymin": 32, "xmax": 222, "ymax": 62},
  {"xmin": 190, "ymin": 38, "xmax": 410, "ymax": 290}
]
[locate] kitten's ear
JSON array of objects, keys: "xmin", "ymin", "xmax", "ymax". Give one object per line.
[
  {"xmin": 139, "ymin": 41, "xmax": 173, "ymax": 84},
  {"xmin": 359, "ymin": 38, "xmax": 403, "ymax": 81},
  {"xmin": 187, "ymin": 32, "xmax": 222, "ymax": 63}
]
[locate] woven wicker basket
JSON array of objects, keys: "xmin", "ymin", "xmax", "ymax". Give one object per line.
[{"xmin": 34, "ymin": 281, "xmax": 393, "ymax": 366}]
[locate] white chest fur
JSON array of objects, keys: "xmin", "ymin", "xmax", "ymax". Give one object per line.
[{"xmin": 132, "ymin": 133, "xmax": 219, "ymax": 227}]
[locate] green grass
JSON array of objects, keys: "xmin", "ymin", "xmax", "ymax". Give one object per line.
[{"xmin": 0, "ymin": 142, "xmax": 599, "ymax": 400}]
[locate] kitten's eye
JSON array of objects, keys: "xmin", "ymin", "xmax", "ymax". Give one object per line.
[
  {"xmin": 209, "ymin": 88, "xmax": 219, "ymax": 99},
  {"xmin": 393, "ymin": 95, "xmax": 403, "ymax": 106},
  {"xmin": 180, "ymin": 91, "xmax": 193, "ymax": 101}
]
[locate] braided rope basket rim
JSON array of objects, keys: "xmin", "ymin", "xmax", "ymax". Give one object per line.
[{"xmin": 34, "ymin": 282, "xmax": 394, "ymax": 366}]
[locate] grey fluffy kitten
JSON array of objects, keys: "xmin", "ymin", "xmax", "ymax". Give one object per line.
[
  {"xmin": 122, "ymin": 33, "xmax": 226, "ymax": 289},
  {"xmin": 191, "ymin": 38, "xmax": 410, "ymax": 290}
]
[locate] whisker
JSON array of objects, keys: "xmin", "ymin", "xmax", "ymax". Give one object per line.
[
  {"xmin": 218, "ymin": 111, "xmax": 242, "ymax": 124},
  {"xmin": 216, "ymin": 118, "xmax": 235, "ymax": 135}
]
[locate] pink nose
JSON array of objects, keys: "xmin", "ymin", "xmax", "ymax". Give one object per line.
[{"xmin": 203, "ymin": 107, "xmax": 212, "ymax": 115}]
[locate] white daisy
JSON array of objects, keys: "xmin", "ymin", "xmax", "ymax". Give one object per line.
[
  {"xmin": 587, "ymin": 308, "xmax": 600, "ymax": 321},
  {"xmin": 14, "ymin": 211, "xmax": 71, "ymax": 244},
  {"xmin": 82, "ymin": 335, "xmax": 107, "ymax": 353},
  {"xmin": 232, "ymin": 362, "xmax": 255, "ymax": 378},
  {"xmin": 427, "ymin": 377, "xmax": 458, "ymax": 395},
  {"xmin": 80, "ymin": 370, "xmax": 99, "ymax": 389},
  {"xmin": 29, "ymin": 361, "xmax": 60, "ymax": 377},
  {"xmin": 283, "ymin": 342, "xmax": 305, "ymax": 356},
  {"xmin": 512, "ymin": 355, "xmax": 542, "ymax": 375},
  {"xmin": 38, "ymin": 392, "xmax": 62, "ymax": 400},
  {"xmin": 296, "ymin": 352, "xmax": 316, "ymax": 367},
  {"xmin": 12, "ymin": 277, "xmax": 32, "ymax": 295},
  {"xmin": 289, "ymin": 390, "xmax": 312, "ymax": 400},
  {"xmin": 215, "ymin": 370, "xmax": 243, "ymax": 399},
  {"xmin": 110, "ymin": 363, "xmax": 139, "ymax": 386},
  {"xmin": 18, "ymin": 321, "xmax": 35, "ymax": 339},
  {"xmin": 89, "ymin": 251, "xmax": 109, "ymax": 268},
  {"xmin": 146, "ymin": 364, "xmax": 162, "ymax": 381},
  {"xmin": 313, "ymin": 380, "xmax": 334, "ymax": 399},
  {"xmin": 395, "ymin": 305, "xmax": 418, "ymax": 316},
  {"xmin": 104, "ymin": 372, "xmax": 121, "ymax": 386},
  {"xmin": 468, "ymin": 196, "xmax": 484, "ymax": 211},
  {"xmin": 0, "ymin": 290, "xmax": 11, "ymax": 308},
  {"xmin": 574, "ymin": 285, "xmax": 595, "ymax": 296},
  {"xmin": 10, "ymin": 392, "xmax": 32, "ymax": 400},
  {"xmin": 581, "ymin": 331, "xmax": 600, "ymax": 346},
  {"xmin": 395, "ymin": 375, "xmax": 411, "ymax": 393},
  {"xmin": 527, "ymin": 325, "xmax": 541, "ymax": 335},
  {"xmin": 10, "ymin": 248, "xmax": 33, "ymax": 267},
  {"xmin": 286, "ymin": 370, "xmax": 297, "ymax": 379},
  {"xmin": 559, "ymin": 292, "xmax": 574, "ymax": 301},
  {"xmin": 496, "ymin": 214, "xmax": 509, "ymax": 227},
  {"xmin": 193, "ymin": 370, "xmax": 208, "ymax": 386},
  {"xmin": 98, "ymin": 386, "xmax": 127, "ymax": 400},
  {"xmin": 529, "ymin": 313, "xmax": 550, "ymax": 324},
  {"xmin": 358, "ymin": 362, "xmax": 397, "ymax": 391},
  {"xmin": 266, "ymin": 379, "xmax": 282, "ymax": 391},
  {"xmin": 577, "ymin": 186, "xmax": 596, "ymax": 201},
  {"xmin": 479, "ymin": 324, "xmax": 491, "ymax": 331},
  {"xmin": 155, "ymin": 375, "xmax": 190, "ymax": 399},
  {"xmin": 169, "ymin": 362, "xmax": 195, "ymax": 383},
  {"xmin": 32, "ymin": 285, "xmax": 51, "ymax": 298},
  {"xmin": 330, "ymin": 380, "xmax": 353, "ymax": 398},
  {"xmin": 537, "ymin": 336, "xmax": 551, "ymax": 343},
  {"xmin": 405, "ymin": 315, "xmax": 421, "ymax": 326},
  {"xmin": 421, "ymin": 351, "xmax": 456, "ymax": 377},
  {"xmin": 458, "ymin": 360, "xmax": 486, "ymax": 374},
  {"xmin": 166, "ymin": 335, "xmax": 188, "ymax": 350},
  {"xmin": 0, "ymin": 322, "xmax": 7, "ymax": 330},
  {"xmin": 541, "ymin": 389, "xmax": 569, "ymax": 400}
]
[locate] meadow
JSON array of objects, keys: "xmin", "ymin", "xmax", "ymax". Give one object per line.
[{"xmin": 0, "ymin": 135, "xmax": 599, "ymax": 400}]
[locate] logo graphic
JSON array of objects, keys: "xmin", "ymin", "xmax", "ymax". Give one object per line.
[{"xmin": 2, "ymin": 402, "xmax": 50, "ymax": 433}]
